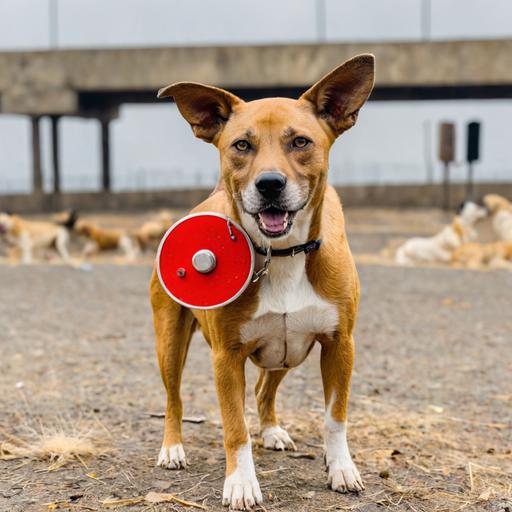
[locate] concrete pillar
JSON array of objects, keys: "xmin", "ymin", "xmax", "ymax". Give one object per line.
[
  {"xmin": 31, "ymin": 116, "xmax": 43, "ymax": 193},
  {"xmin": 50, "ymin": 115, "xmax": 61, "ymax": 193},
  {"xmin": 100, "ymin": 118, "xmax": 111, "ymax": 192}
]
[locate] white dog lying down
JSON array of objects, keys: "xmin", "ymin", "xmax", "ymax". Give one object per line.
[
  {"xmin": 483, "ymin": 194, "xmax": 512, "ymax": 241},
  {"xmin": 0, "ymin": 212, "xmax": 70, "ymax": 264},
  {"xmin": 395, "ymin": 201, "xmax": 487, "ymax": 265}
]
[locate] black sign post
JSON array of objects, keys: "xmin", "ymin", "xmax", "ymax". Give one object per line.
[
  {"xmin": 466, "ymin": 121, "xmax": 481, "ymax": 198},
  {"xmin": 438, "ymin": 122, "xmax": 456, "ymax": 210}
]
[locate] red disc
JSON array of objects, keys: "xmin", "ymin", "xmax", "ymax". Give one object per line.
[{"xmin": 157, "ymin": 213, "xmax": 255, "ymax": 309}]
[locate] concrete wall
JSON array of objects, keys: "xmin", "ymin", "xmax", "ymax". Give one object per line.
[
  {"xmin": 2, "ymin": 182, "xmax": 512, "ymax": 214},
  {"xmin": 2, "ymin": 40, "xmax": 512, "ymax": 115}
]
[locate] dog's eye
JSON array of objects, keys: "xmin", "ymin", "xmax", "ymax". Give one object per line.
[
  {"xmin": 234, "ymin": 140, "xmax": 251, "ymax": 152},
  {"xmin": 292, "ymin": 137, "xmax": 310, "ymax": 148}
]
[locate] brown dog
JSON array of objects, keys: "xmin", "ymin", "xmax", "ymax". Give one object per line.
[
  {"xmin": 0, "ymin": 212, "xmax": 70, "ymax": 264},
  {"xmin": 135, "ymin": 210, "xmax": 175, "ymax": 252},
  {"xmin": 452, "ymin": 240, "xmax": 512, "ymax": 268},
  {"xmin": 150, "ymin": 54, "xmax": 375, "ymax": 510},
  {"xmin": 483, "ymin": 194, "xmax": 512, "ymax": 241},
  {"xmin": 74, "ymin": 219, "xmax": 138, "ymax": 261}
]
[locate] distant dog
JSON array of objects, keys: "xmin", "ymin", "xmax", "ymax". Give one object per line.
[
  {"xmin": 0, "ymin": 212, "xmax": 70, "ymax": 264},
  {"xmin": 74, "ymin": 219, "xmax": 138, "ymax": 261},
  {"xmin": 395, "ymin": 202, "xmax": 487, "ymax": 265},
  {"xmin": 135, "ymin": 210, "xmax": 175, "ymax": 252},
  {"xmin": 483, "ymin": 194, "xmax": 512, "ymax": 241},
  {"xmin": 452, "ymin": 240, "xmax": 512, "ymax": 269}
]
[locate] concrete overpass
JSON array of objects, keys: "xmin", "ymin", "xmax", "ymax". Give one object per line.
[{"xmin": 1, "ymin": 39, "xmax": 511, "ymax": 196}]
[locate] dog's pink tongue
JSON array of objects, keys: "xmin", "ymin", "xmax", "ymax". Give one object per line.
[{"xmin": 259, "ymin": 210, "xmax": 287, "ymax": 233}]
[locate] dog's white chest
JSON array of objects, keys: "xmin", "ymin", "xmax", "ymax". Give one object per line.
[{"xmin": 240, "ymin": 255, "xmax": 339, "ymax": 369}]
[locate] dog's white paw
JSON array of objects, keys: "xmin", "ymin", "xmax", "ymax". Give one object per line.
[
  {"xmin": 222, "ymin": 441, "xmax": 263, "ymax": 510},
  {"xmin": 261, "ymin": 425, "xmax": 296, "ymax": 451},
  {"xmin": 324, "ymin": 413, "xmax": 364, "ymax": 493},
  {"xmin": 327, "ymin": 460, "xmax": 364, "ymax": 493},
  {"xmin": 157, "ymin": 443, "xmax": 187, "ymax": 469},
  {"xmin": 222, "ymin": 473, "xmax": 263, "ymax": 510}
]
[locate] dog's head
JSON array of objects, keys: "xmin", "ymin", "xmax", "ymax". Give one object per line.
[
  {"xmin": 483, "ymin": 194, "xmax": 511, "ymax": 215},
  {"xmin": 159, "ymin": 55, "xmax": 374, "ymax": 243},
  {"xmin": 0, "ymin": 212, "xmax": 14, "ymax": 235},
  {"xmin": 74, "ymin": 219, "xmax": 93, "ymax": 237},
  {"xmin": 457, "ymin": 201, "xmax": 488, "ymax": 224}
]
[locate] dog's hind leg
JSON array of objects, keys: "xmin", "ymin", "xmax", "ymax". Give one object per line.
[
  {"xmin": 55, "ymin": 229, "xmax": 70, "ymax": 263},
  {"xmin": 255, "ymin": 369, "xmax": 296, "ymax": 451},
  {"xmin": 320, "ymin": 333, "xmax": 364, "ymax": 494},
  {"xmin": 82, "ymin": 240, "xmax": 99, "ymax": 258},
  {"xmin": 19, "ymin": 232, "xmax": 33, "ymax": 264},
  {"xmin": 119, "ymin": 234, "xmax": 138, "ymax": 261},
  {"xmin": 150, "ymin": 270, "xmax": 196, "ymax": 469}
]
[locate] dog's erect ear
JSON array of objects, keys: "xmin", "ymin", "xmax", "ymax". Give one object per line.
[
  {"xmin": 158, "ymin": 82, "xmax": 243, "ymax": 143},
  {"xmin": 300, "ymin": 54, "xmax": 375, "ymax": 137}
]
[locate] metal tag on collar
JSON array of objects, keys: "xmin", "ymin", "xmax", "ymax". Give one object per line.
[
  {"xmin": 226, "ymin": 218, "xmax": 236, "ymax": 241},
  {"xmin": 252, "ymin": 246, "xmax": 271, "ymax": 283}
]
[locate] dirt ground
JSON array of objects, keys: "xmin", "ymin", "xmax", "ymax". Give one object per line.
[{"xmin": 0, "ymin": 209, "xmax": 511, "ymax": 512}]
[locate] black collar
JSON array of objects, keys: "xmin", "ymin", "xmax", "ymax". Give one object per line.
[{"xmin": 253, "ymin": 239, "xmax": 322, "ymax": 257}]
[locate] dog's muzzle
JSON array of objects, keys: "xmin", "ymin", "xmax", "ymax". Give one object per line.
[{"xmin": 242, "ymin": 173, "xmax": 307, "ymax": 239}]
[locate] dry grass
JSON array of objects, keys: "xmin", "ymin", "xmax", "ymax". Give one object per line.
[
  {"xmin": 0, "ymin": 419, "xmax": 106, "ymax": 470},
  {"xmin": 284, "ymin": 395, "xmax": 512, "ymax": 511},
  {"xmin": 1, "ymin": 401, "xmax": 509, "ymax": 510}
]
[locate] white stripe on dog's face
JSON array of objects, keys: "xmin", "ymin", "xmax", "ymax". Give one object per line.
[
  {"xmin": 240, "ymin": 180, "xmax": 309, "ymax": 216},
  {"xmin": 238, "ymin": 177, "xmax": 311, "ymax": 243}
]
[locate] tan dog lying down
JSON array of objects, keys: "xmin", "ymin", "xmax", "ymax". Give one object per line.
[
  {"xmin": 452, "ymin": 240, "xmax": 512, "ymax": 268},
  {"xmin": 483, "ymin": 194, "xmax": 512, "ymax": 241},
  {"xmin": 74, "ymin": 219, "xmax": 138, "ymax": 260},
  {"xmin": 0, "ymin": 212, "xmax": 70, "ymax": 264},
  {"xmin": 135, "ymin": 210, "xmax": 174, "ymax": 251},
  {"xmin": 395, "ymin": 202, "xmax": 487, "ymax": 265}
]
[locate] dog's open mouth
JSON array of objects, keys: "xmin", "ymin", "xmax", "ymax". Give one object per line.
[{"xmin": 255, "ymin": 207, "xmax": 295, "ymax": 238}]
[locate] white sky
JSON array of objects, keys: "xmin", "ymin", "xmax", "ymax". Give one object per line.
[
  {"xmin": 0, "ymin": 0, "xmax": 511, "ymax": 192},
  {"xmin": 1, "ymin": 0, "xmax": 512, "ymax": 50}
]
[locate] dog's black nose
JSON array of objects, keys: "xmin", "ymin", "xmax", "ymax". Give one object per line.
[{"xmin": 255, "ymin": 172, "xmax": 287, "ymax": 200}]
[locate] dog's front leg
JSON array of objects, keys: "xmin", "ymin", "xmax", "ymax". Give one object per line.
[
  {"xmin": 81, "ymin": 241, "xmax": 96, "ymax": 258},
  {"xmin": 19, "ymin": 232, "xmax": 33, "ymax": 264},
  {"xmin": 320, "ymin": 333, "xmax": 364, "ymax": 493},
  {"xmin": 151, "ymin": 273, "xmax": 196, "ymax": 470},
  {"xmin": 213, "ymin": 348, "xmax": 262, "ymax": 510},
  {"xmin": 55, "ymin": 230, "xmax": 71, "ymax": 263}
]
